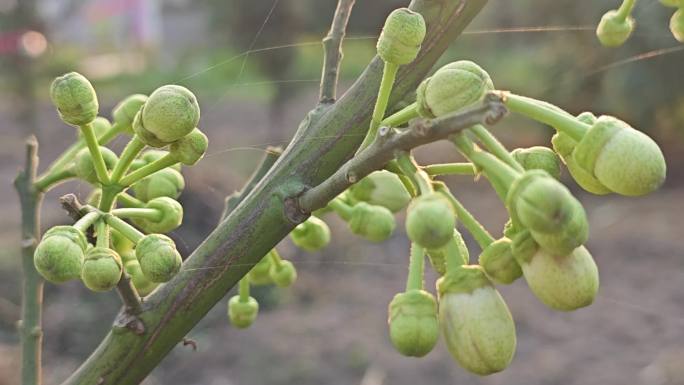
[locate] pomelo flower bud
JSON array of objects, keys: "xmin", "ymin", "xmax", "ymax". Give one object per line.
[
  {"xmin": 515, "ymin": 246, "xmax": 599, "ymax": 311},
  {"xmin": 112, "ymin": 94, "xmax": 147, "ymax": 134},
  {"xmin": 132, "ymin": 197, "xmax": 183, "ymax": 234},
  {"xmin": 34, "ymin": 226, "xmax": 87, "ymax": 283},
  {"xmin": 348, "ymin": 170, "xmax": 411, "ymax": 213},
  {"xmin": 387, "ymin": 290, "xmax": 439, "ymax": 357},
  {"xmin": 572, "ymin": 115, "xmax": 666, "ymax": 196},
  {"xmin": 406, "ymin": 193, "xmax": 455, "ymax": 249},
  {"xmin": 49, "ymin": 72, "xmax": 98, "ymax": 126},
  {"xmin": 529, "ymin": 196, "xmax": 588, "ymax": 256},
  {"xmin": 168, "ymin": 128, "xmax": 208, "ymax": 165},
  {"xmin": 132, "ymin": 168, "xmax": 185, "ymax": 202},
  {"xmin": 348, "ymin": 202, "xmax": 396, "ymax": 242},
  {"xmin": 135, "ymin": 233, "xmax": 182, "ymax": 283},
  {"xmin": 74, "ymin": 147, "xmax": 118, "ymax": 184},
  {"xmin": 269, "ymin": 260, "xmax": 297, "ymax": 288},
  {"xmin": 248, "ymin": 255, "xmax": 274, "ymax": 285},
  {"xmin": 133, "ymin": 85, "xmax": 200, "ymax": 147},
  {"xmin": 228, "ymin": 295, "xmax": 259, "ymax": 329},
  {"xmin": 124, "ymin": 259, "xmax": 158, "ymax": 296},
  {"xmin": 290, "ymin": 216, "xmax": 331, "ymax": 252},
  {"xmin": 596, "ymin": 10, "xmax": 635, "ymax": 47},
  {"xmin": 426, "ymin": 230, "xmax": 469, "ymax": 275},
  {"xmin": 416, "ymin": 60, "xmax": 494, "ymax": 118},
  {"xmin": 139, "ymin": 150, "xmax": 181, "ymax": 171},
  {"xmin": 479, "ymin": 238, "xmax": 522, "ymax": 285},
  {"xmin": 511, "ymin": 146, "xmax": 561, "ymax": 179},
  {"xmin": 670, "ymin": 9, "xmax": 684, "ymax": 43},
  {"xmin": 81, "ymin": 247, "xmax": 123, "ymax": 292},
  {"xmin": 376, "ymin": 8, "xmax": 426, "ymax": 65},
  {"xmin": 437, "ymin": 265, "xmax": 516, "ymax": 375}
]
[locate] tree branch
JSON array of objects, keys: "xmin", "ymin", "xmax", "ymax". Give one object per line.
[{"xmin": 319, "ymin": 0, "xmax": 356, "ymax": 103}]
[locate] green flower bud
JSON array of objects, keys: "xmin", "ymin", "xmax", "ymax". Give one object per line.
[
  {"xmin": 670, "ymin": 8, "xmax": 684, "ymax": 42},
  {"xmin": 348, "ymin": 170, "xmax": 411, "ymax": 213},
  {"xmin": 515, "ymin": 246, "xmax": 599, "ymax": 311},
  {"xmin": 387, "ymin": 290, "xmax": 439, "ymax": 357},
  {"xmin": 132, "ymin": 168, "xmax": 185, "ymax": 202},
  {"xmin": 426, "ymin": 229, "xmax": 469, "ymax": 275},
  {"xmin": 510, "ymin": 229, "xmax": 538, "ymax": 264},
  {"xmin": 572, "ymin": 115, "xmax": 666, "ymax": 196},
  {"xmin": 81, "ymin": 247, "xmax": 123, "ymax": 292},
  {"xmin": 139, "ymin": 150, "xmax": 181, "ymax": 171},
  {"xmin": 110, "ymin": 228, "xmax": 135, "ymax": 255},
  {"xmin": 596, "ymin": 10, "xmax": 635, "ymax": 47},
  {"xmin": 74, "ymin": 147, "xmax": 118, "ymax": 184},
  {"xmin": 406, "ymin": 192, "xmax": 455, "ymax": 249},
  {"xmin": 416, "ymin": 61, "xmax": 494, "ymax": 118},
  {"xmin": 124, "ymin": 259, "xmax": 158, "ymax": 296},
  {"xmin": 529, "ymin": 195, "xmax": 588, "ymax": 256},
  {"xmin": 660, "ymin": 0, "xmax": 683, "ymax": 7},
  {"xmin": 437, "ymin": 265, "xmax": 516, "ymax": 375},
  {"xmin": 135, "ymin": 234, "xmax": 182, "ymax": 282},
  {"xmin": 133, "ymin": 85, "xmax": 200, "ymax": 147},
  {"xmin": 290, "ymin": 216, "xmax": 331, "ymax": 252},
  {"xmin": 49, "ymin": 72, "xmax": 99, "ymax": 126},
  {"xmin": 479, "ymin": 238, "xmax": 522, "ymax": 285},
  {"xmin": 112, "ymin": 94, "xmax": 147, "ymax": 134},
  {"xmin": 132, "ymin": 197, "xmax": 183, "ymax": 234},
  {"xmin": 228, "ymin": 295, "xmax": 259, "ymax": 329},
  {"xmin": 168, "ymin": 128, "xmax": 208, "ymax": 165},
  {"xmin": 248, "ymin": 255, "xmax": 274, "ymax": 285},
  {"xmin": 348, "ymin": 202, "xmax": 396, "ymax": 242},
  {"xmin": 34, "ymin": 226, "xmax": 87, "ymax": 283},
  {"xmin": 376, "ymin": 8, "xmax": 426, "ymax": 65},
  {"xmin": 511, "ymin": 146, "xmax": 561, "ymax": 179},
  {"xmin": 269, "ymin": 259, "xmax": 297, "ymax": 288}
]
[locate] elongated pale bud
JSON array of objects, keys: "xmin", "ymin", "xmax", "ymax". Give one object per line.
[
  {"xmin": 479, "ymin": 238, "xmax": 522, "ymax": 285},
  {"xmin": 169, "ymin": 128, "xmax": 208, "ymax": 165},
  {"xmin": 228, "ymin": 295, "xmax": 259, "ymax": 329},
  {"xmin": 133, "ymin": 85, "xmax": 200, "ymax": 147},
  {"xmin": 74, "ymin": 146, "xmax": 118, "ymax": 185},
  {"xmin": 376, "ymin": 8, "xmax": 426, "ymax": 65},
  {"xmin": 511, "ymin": 146, "xmax": 561, "ymax": 179},
  {"xmin": 50, "ymin": 72, "xmax": 99, "ymax": 126},
  {"xmin": 132, "ymin": 197, "xmax": 183, "ymax": 234},
  {"xmin": 348, "ymin": 170, "xmax": 411, "ymax": 213},
  {"xmin": 132, "ymin": 168, "xmax": 185, "ymax": 202},
  {"xmin": 670, "ymin": 9, "xmax": 684, "ymax": 42},
  {"xmin": 135, "ymin": 234, "xmax": 182, "ymax": 283},
  {"xmin": 34, "ymin": 226, "xmax": 87, "ymax": 283},
  {"xmin": 416, "ymin": 60, "xmax": 494, "ymax": 118},
  {"xmin": 437, "ymin": 265, "xmax": 516, "ymax": 375},
  {"xmin": 81, "ymin": 247, "xmax": 123, "ymax": 292},
  {"xmin": 406, "ymin": 193, "xmax": 455, "ymax": 249},
  {"xmin": 112, "ymin": 94, "xmax": 147, "ymax": 134},
  {"xmin": 388, "ymin": 290, "xmax": 439, "ymax": 357},
  {"xmin": 269, "ymin": 259, "xmax": 297, "ymax": 288},
  {"xmin": 596, "ymin": 10, "xmax": 635, "ymax": 47},
  {"xmin": 248, "ymin": 255, "xmax": 274, "ymax": 285},
  {"xmin": 290, "ymin": 216, "xmax": 331, "ymax": 252},
  {"xmin": 348, "ymin": 202, "xmax": 396, "ymax": 242}
]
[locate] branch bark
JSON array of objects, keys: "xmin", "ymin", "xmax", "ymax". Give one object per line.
[
  {"xmin": 61, "ymin": 1, "xmax": 489, "ymax": 383},
  {"xmin": 319, "ymin": 0, "xmax": 356, "ymax": 103}
]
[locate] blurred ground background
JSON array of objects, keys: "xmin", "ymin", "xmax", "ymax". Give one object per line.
[{"xmin": 1, "ymin": 0, "xmax": 684, "ymax": 384}]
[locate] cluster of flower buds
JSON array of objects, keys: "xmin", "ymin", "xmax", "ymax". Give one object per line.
[
  {"xmin": 34, "ymin": 72, "xmax": 207, "ymax": 297},
  {"xmin": 596, "ymin": 0, "xmax": 684, "ymax": 46}
]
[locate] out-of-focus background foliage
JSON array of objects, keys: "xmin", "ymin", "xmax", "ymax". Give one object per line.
[{"xmin": 1, "ymin": 0, "xmax": 683, "ymax": 384}]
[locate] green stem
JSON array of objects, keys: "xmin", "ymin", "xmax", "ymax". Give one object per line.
[
  {"xmin": 73, "ymin": 212, "xmax": 101, "ymax": 233},
  {"xmin": 119, "ymin": 154, "xmax": 178, "ymax": 187},
  {"xmin": 117, "ymin": 193, "xmax": 145, "ymax": 208},
  {"xmin": 434, "ymin": 184, "xmax": 495, "ymax": 249},
  {"xmin": 97, "ymin": 122, "xmax": 125, "ymax": 146},
  {"xmin": 443, "ymin": 235, "xmax": 469, "ymax": 269},
  {"xmin": 358, "ymin": 61, "xmax": 399, "ymax": 152},
  {"xmin": 406, "ymin": 243, "xmax": 425, "ymax": 291},
  {"xmin": 238, "ymin": 277, "xmax": 250, "ymax": 303},
  {"xmin": 616, "ymin": 0, "xmax": 637, "ymax": 21},
  {"xmin": 268, "ymin": 249, "xmax": 283, "ymax": 268},
  {"xmin": 111, "ymin": 208, "xmax": 160, "ymax": 221},
  {"xmin": 381, "ymin": 102, "xmax": 419, "ymax": 128},
  {"xmin": 502, "ymin": 93, "xmax": 589, "ymax": 141},
  {"xmin": 395, "ymin": 152, "xmax": 432, "ymax": 195},
  {"xmin": 327, "ymin": 198, "xmax": 353, "ymax": 221},
  {"xmin": 424, "ymin": 162, "xmax": 476, "ymax": 176},
  {"xmin": 34, "ymin": 168, "xmax": 76, "ymax": 192},
  {"xmin": 469, "ymin": 124, "xmax": 524, "ymax": 172},
  {"xmin": 104, "ymin": 215, "xmax": 144, "ymax": 244},
  {"xmin": 95, "ymin": 220, "xmax": 109, "ymax": 248},
  {"xmin": 79, "ymin": 122, "xmax": 110, "ymax": 184},
  {"xmin": 110, "ymin": 136, "xmax": 146, "ymax": 183},
  {"xmin": 98, "ymin": 185, "xmax": 122, "ymax": 213}
]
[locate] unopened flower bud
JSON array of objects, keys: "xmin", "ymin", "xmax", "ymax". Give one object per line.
[
  {"xmin": 348, "ymin": 202, "xmax": 396, "ymax": 242},
  {"xmin": 132, "ymin": 197, "xmax": 183, "ymax": 234},
  {"xmin": 135, "ymin": 234, "xmax": 182, "ymax": 283},
  {"xmin": 74, "ymin": 147, "xmax": 118, "ymax": 185},
  {"xmin": 81, "ymin": 247, "xmax": 123, "ymax": 292},
  {"xmin": 376, "ymin": 8, "xmax": 426, "ymax": 65},
  {"xmin": 168, "ymin": 128, "xmax": 208, "ymax": 165},
  {"xmin": 290, "ymin": 216, "xmax": 331, "ymax": 252},
  {"xmin": 406, "ymin": 193, "xmax": 455, "ymax": 249},
  {"xmin": 511, "ymin": 146, "xmax": 561, "ymax": 179},
  {"xmin": 112, "ymin": 94, "xmax": 147, "ymax": 134},
  {"xmin": 348, "ymin": 170, "xmax": 411, "ymax": 213},
  {"xmin": 479, "ymin": 238, "xmax": 522, "ymax": 285},
  {"xmin": 388, "ymin": 290, "xmax": 439, "ymax": 357},
  {"xmin": 228, "ymin": 295, "xmax": 259, "ymax": 328},
  {"xmin": 269, "ymin": 259, "xmax": 297, "ymax": 288},
  {"xmin": 49, "ymin": 72, "xmax": 98, "ymax": 126},
  {"xmin": 124, "ymin": 259, "xmax": 158, "ymax": 296},
  {"xmin": 132, "ymin": 168, "xmax": 185, "ymax": 202},
  {"xmin": 670, "ymin": 9, "xmax": 684, "ymax": 43},
  {"xmin": 133, "ymin": 85, "xmax": 200, "ymax": 147},
  {"xmin": 248, "ymin": 255, "xmax": 274, "ymax": 285},
  {"xmin": 34, "ymin": 226, "xmax": 87, "ymax": 283},
  {"xmin": 596, "ymin": 10, "xmax": 635, "ymax": 47}
]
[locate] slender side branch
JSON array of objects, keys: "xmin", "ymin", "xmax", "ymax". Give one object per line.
[
  {"xmin": 298, "ymin": 95, "xmax": 507, "ymax": 212},
  {"xmin": 319, "ymin": 0, "xmax": 356, "ymax": 103}
]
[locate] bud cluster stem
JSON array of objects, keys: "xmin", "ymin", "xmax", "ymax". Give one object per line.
[
  {"xmin": 110, "ymin": 136, "xmax": 146, "ymax": 183},
  {"xmin": 359, "ymin": 61, "xmax": 399, "ymax": 152},
  {"xmin": 406, "ymin": 243, "xmax": 426, "ymax": 291},
  {"xmin": 502, "ymin": 93, "xmax": 589, "ymax": 141},
  {"xmin": 435, "ymin": 184, "xmax": 495, "ymax": 249},
  {"xmin": 79, "ymin": 122, "xmax": 110, "ymax": 184}
]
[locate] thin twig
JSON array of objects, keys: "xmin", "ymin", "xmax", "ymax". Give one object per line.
[
  {"xmin": 319, "ymin": 0, "xmax": 356, "ymax": 103},
  {"xmin": 298, "ymin": 94, "xmax": 508, "ymax": 212}
]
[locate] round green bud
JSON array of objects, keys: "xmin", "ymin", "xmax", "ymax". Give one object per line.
[
  {"xmin": 479, "ymin": 238, "xmax": 522, "ymax": 285},
  {"xmin": 406, "ymin": 193, "xmax": 455, "ymax": 249},
  {"xmin": 168, "ymin": 128, "xmax": 208, "ymax": 165},
  {"xmin": 511, "ymin": 146, "xmax": 561, "ymax": 179},
  {"xmin": 139, "ymin": 150, "xmax": 181, "ymax": 171},
  {"xmin": 670, "ymin": 8, "xmax": 684, "ymax": 43},
  {"xmin": 269, "ymin": 259, "xmax": 297, "ymax": 288},
  {"xmin": 228, "ymin": 295, "xmax": 259, "ymax": 329},
  {"xmin": 510, "ymin": 229, "xmax": 539, "ymax": 264},
  {"xmin": 529, "ymin": 195, "xmax": 588, "ymax": 256},
  {"xmin": 426, "ymin": 229, "xmax": 469, "ymax": 276},
  {"xmin": 573, "ymin": 115, "xmax": 666, "ymax": 196},
  {"xmin": 248, "ymin": 255, "xmax": 274, "ymax": 285},
  {"xmin": 34, "ymin": 226, "xmax": 87, "ymax": 283},
  {"xmin": 132, "ymin": 168, "xmax": 185, "ymax": 202},
  {"xmin": 81, "ymin": 247, "xmax": 123, "ymax": 292},
  {"xmin": 660, "ymin": 0, "xmax": 683, "ymax": 7},
  {"xmin": 515, "ymin": 245, "xmax": 599, "ymax": 311},
  {"xmin": 49, "ymin": 72, "xmax": 99, "ymax": 126},
  {"xmin": 132, "ymin": 197, "xmax": 184, "ymax": 234},
  {"xmin": 416, "ymin": 61, "xmax": 494, "ymax": 118},
  {"xmin": 348, "ymin": 170, "xmax": 411, "ymax": 213},
  {"xmin": 376, "ymin": 8, "xmax": 426, "ymax": 65},
  {"xmin": 133, "ymin": 85, "xmax": 200, "ymax": 147},
  {"xmin": 437, "ymin": 265, "xmax": 516, "ymax": 375},
  {"xmin": 74, "ymin": 147, "xmax": 118, "ymax": 184},
  {"xmin": 348, "ymin": 202, "xmax": 396, "ymax": 242},
  {"xmin": 135, "ymin": 234, "xmax": 182, "ymax": 283},
  {"xmin": 124, "ymin": 259, "xmax": 158, "ymax": 297},
  {"xmin": 387, "ymin": 290, "xmax": 439, "ymax": 357},
  {"xmin": 112, "ymin": 94, "xmax": 147, "ymax": 134},
  {"xmin": 596, "ymin": 10, "xmax": 635, "ymax": 47},
  {"xmin": 290, "ymin": 216, "xmax": 331, "ymax": 252}
]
